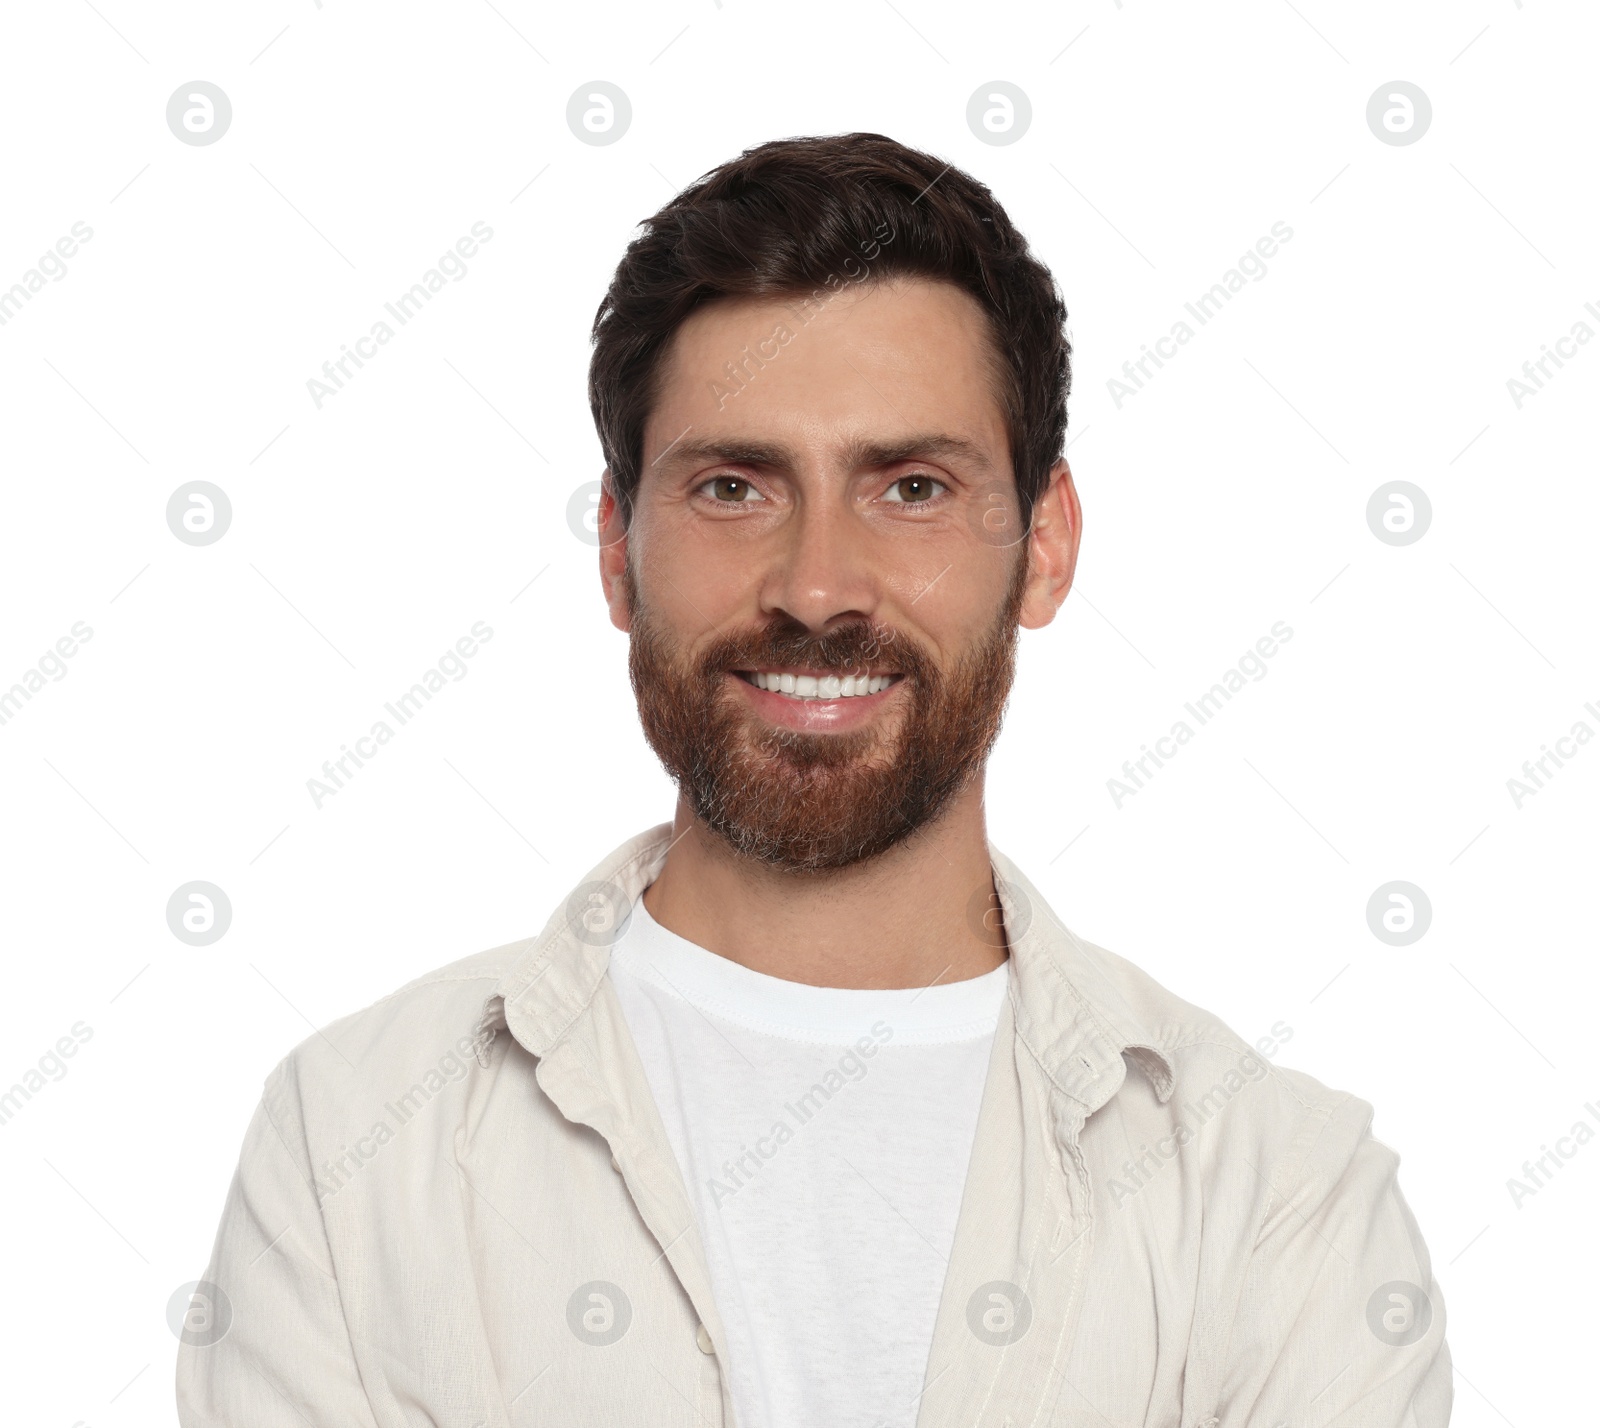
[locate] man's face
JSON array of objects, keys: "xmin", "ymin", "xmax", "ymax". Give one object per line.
[{"xmin": 606, "ymin": 276, "xmax": 1052, "ymax": 874}]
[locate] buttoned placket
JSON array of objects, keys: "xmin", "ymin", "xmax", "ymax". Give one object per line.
[
  {"xmin": 907, "ymin": 990, "xmax": 1134, "ymax": 1424},
  {"xmin": 909, "ymin": 854, "xmax": 1177, "ymax": 1428},
  {"xmin": 496, "ymin": 968, "xmax": 737, "ymax": 1426},
  {"xmin": 480, "ymin": 825, "xmax": 745, "ymax": 1424}
]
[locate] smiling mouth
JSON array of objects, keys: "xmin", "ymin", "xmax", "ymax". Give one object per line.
[{"xmin": 733, "ymin": 669, "xmax": 903, "ymax": 701}]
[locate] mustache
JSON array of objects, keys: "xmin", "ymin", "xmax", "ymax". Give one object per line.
[{"xmin": 697, "ymin": 618, "xmax": 931, "ymax": 682}]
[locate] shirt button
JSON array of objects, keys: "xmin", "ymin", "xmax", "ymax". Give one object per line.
[{"xmin": 695, "ymin": 1323, "xmax": 714, "ymax": 1354}]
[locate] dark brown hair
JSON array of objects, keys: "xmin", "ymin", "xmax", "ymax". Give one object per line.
[{"xmin": 587, "ymin": 132, "xmax": 1070, "ymax": 529}]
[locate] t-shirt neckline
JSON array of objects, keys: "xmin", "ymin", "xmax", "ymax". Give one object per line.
[{"xmin": 608, "ymin": 895, "xmax": 1009, "ymax": 1045}]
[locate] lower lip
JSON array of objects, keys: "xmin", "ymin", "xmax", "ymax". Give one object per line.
[{"xmin": 727, "ymin": 673, "xmax": 903, "ymax": 731}]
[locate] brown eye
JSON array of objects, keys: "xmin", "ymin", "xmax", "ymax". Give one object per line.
[
  {"xmin": 888, "ymin": 474, "xmax": 945, "ymax": 503},
  {"xmin": 702, "ymin": 476, "xmax": 764, "ymax": 503}
]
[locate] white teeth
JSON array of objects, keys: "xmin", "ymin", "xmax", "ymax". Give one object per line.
[{"xmin": 748, "ymin": 671, "xmax": 895, "ymax": 700}]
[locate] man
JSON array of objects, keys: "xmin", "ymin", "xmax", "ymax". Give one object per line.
[{"xmin": 178, "ymin": 134, "xmax": 1451, "ymax": 1427}]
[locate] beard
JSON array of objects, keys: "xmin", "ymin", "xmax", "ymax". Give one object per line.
[{"xmin": 625, "ymin": 552, "xmax": 1029, "ymax": 874}]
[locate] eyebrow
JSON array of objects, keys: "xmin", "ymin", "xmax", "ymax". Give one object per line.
[{"xmin": 652, "ymin": 432, "xmax": 990, "ymax": 475}]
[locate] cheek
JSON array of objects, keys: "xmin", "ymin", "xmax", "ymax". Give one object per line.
[
  {"xmin": 649, "ymin": 569, "xmax": 736, "ymax": 634},
  {"xmin": 891, "ymin": 554, "xmax": 1015, "ymax": 646},
  {"xmin": 639, "ymin": 525, "xmax": 763, "ymax": 621}
]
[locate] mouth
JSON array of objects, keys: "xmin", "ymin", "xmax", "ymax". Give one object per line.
[{"xmin": 732, "ymin": 668, "xmax": 903, "ymax": 702}]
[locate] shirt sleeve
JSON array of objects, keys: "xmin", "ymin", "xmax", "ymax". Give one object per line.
[
  {"xmin": 1212, "ymin": 1087, "xmax": 1453, "ymax": 1428},
  {"xmin": 175, "ymin": 1062, "xmax": 381, "ymax": 1428}
]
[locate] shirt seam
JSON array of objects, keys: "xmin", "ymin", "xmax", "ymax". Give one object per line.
[
  {"xmin": 256, "ymin": 1082, "xmax": 337, "ymax": 1282},
  {"xmin": 1251, "ymin": 1089, "xmax": 1359, "ymax": 1249},
  {"xmin": 1206, "ymin": 1088, "xmax": 1351, "ymax": 1385},
  {"xmin": 372, "ymin": 966, "xmax": 526, "ymax": 1007}
]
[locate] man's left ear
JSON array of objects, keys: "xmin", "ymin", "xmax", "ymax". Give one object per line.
[{"xmin": 1017, "ymin": 459, "xmax": 1081, "ymax": 630}]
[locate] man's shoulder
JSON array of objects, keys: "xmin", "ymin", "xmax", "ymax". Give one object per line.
[
  {"xmin": 267, "ymin": 828, "xmax": 674, "ymax": 1094},
  {"xmin": 1063, "ymin": 929, "xmax": 1378, "ymax": 1156},
  {"xmin": 1088, "ymin": 934, "xmax": 1401, "ymax": 1191},
  {"xmin": 262, "ymin": 936, "xmax": 536, "ymax": 1108}
]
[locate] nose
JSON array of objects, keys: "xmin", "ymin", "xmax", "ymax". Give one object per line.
[{"xmin": 758, "ymin": 492, "xmax": 879, "ymax": 632}]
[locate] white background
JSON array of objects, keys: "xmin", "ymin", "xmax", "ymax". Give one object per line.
[{"xmin": 1, "ymin": 0, "xmax": 1595, "ymax": 1424}]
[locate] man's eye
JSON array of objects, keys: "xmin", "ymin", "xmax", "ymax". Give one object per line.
[
  {"xmin": 883, "ymin": 474, "xmax": 947, "ymax": 504},
  {"xmin": 699, "ymin": 476, "xmax": 766, "ymax": 503}
]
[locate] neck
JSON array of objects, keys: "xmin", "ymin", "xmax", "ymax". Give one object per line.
[{"xmin": 639, "ymin": 779, "xmax": 1006, "ymax": 990}]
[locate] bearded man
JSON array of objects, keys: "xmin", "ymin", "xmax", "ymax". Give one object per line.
[{"xmin": 178, "ymin": 133, "xmax": 1451, "ymax": 1428}]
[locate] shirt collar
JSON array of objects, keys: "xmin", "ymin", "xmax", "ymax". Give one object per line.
[
  {"xmin": 987, "ymin": 844, "xmax": 1176, "ymax": 1112},
  {"xmin": 479, "ymin": 823, "xmax": 1175, "ymax": 1114}
]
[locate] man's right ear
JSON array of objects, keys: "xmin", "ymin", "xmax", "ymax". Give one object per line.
[{"xmin": 597, "ymin": 470, "xmax": 632, "ymax": 634}]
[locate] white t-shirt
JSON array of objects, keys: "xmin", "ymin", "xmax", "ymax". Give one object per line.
[{"xmin": 607, "ymin": 895, "xmax": 1008, "ymax": 1428}]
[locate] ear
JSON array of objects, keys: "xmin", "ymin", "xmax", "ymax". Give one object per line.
[
  {"xmin": 597, "ymin": 470, "xmax": 632, "ymax": 633},
  {"xmin": 1018, "ymin": 459, "xmax": 1081, "ymax": 630}
]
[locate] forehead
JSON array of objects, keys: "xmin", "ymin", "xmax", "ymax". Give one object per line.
[{"xmin": 643, "ymin": 276, "xmax": 1010, "ymax": 472}]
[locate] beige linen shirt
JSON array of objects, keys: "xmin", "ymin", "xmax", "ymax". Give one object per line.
[{"xmin": 176, "ymin": 823, "xmax": 1451, "ymax": 1427}]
